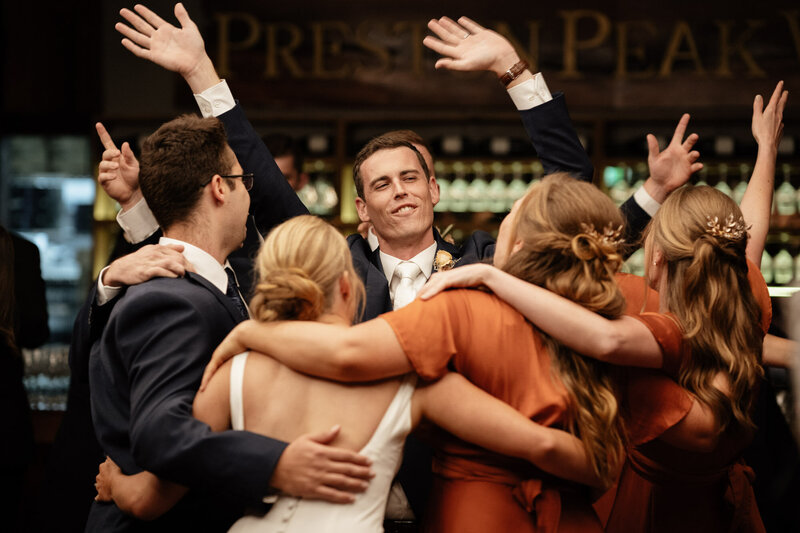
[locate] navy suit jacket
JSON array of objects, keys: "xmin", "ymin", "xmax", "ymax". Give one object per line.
[
  {"xmin": 86, "ymin": 273, "xmax": 287, "ymax": 532},
  {"xmin": 40, "ymin": 103, "xmax": 306, "ymax": 533}
]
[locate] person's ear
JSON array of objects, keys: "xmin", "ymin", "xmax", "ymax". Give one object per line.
[
  {"xmin": 355, "ymin": 196, "xmax": 371, "ymax": 223},
  {"xmin": 208, "ymin": 175, "xmax": 227, "ymax": 204}
]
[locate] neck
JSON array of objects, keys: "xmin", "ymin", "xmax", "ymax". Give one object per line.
[
  {"xmin": 377, "ymin": 230, "xmax": 435, "ymax": 260},
  {"xmin": 164, "ymin": 220, "xmax": 231, "ymax": 265}
]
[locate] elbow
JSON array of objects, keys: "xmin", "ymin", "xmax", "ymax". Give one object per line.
[{"xmin": 127, "ymin": 496, "xmax": 163, "ymax": 522}]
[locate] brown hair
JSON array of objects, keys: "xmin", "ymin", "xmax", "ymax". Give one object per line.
[
  {"xmin": 250, "ymin": 215, "xmax": 365, "ymax": 323},
  {"xmin": 648, "ymin": 185, "xmax": 763, "ymax": 431},
  {"xmin": 139, "ymin": 114, "xmax": 233, "ymax": 230},
  {"xmin": 502, "ymin": 173, "xmax": 627, "ymax": 486},
  {"xmin": 352, "ymin": 131, "xmax": 430, "ymax": 199}
]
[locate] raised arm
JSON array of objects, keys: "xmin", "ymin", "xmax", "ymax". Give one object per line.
[
  {"xmin": 741, "ymin": 81, "xmax": 788, "ymax": 266},
  {"xmin": 116, "ymin": 3, "xmax": 308, "ymax": 231},
  {"xmin": 423, "ymin": 16, "xmax": 593, "ymax": 181},
  {"xmin": 418, "ymin": 264, "xmax": 664, "ymax": 368},
  {"xmin": 619, "ymin": 114, "xmax": 702, "ymax": 255},
  {"xmin": 413, "ymin": 373, "xmax": 604, "ymax": 488},
  {"xmin": 202, "ymin": 319, "xmax": 412, "ymax": 390}
]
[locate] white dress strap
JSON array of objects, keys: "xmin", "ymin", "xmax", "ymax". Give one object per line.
[{"xmin": 229, "ymin": 352, "xmax": 249, "ymax": 431}]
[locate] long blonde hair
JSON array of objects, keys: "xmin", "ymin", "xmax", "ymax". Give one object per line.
[
  {"xmin": 250, "ymin": 215, "xmax": 365, "ymax": 323},
  {"xmin": 648, "ymin": 185, "xmax": 763, "ymax": 431},
  {"xmin": 501, "ymin": 173, "xmax": 627, "ymax": 486}
]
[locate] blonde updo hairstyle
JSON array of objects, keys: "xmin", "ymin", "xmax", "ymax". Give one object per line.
[
  {"xmin": 502, "ymin": 173, "xmax": 627, "ymax": 486},
  {"xmin": 250, "ymin": 215, "xmax": 365, "ymax": 323},
  {"xmin": 647, "ymin": 185, "xmax": 763, "ymax": 432}
]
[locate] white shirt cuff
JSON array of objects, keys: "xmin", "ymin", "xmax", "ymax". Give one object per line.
[
  {"xmin": 117, "ymin": 198, "xmax": 159, "ymax": 244},
  {"xmin": 507, "ymin": 74, "xmax": 553, "ymax": 110},
  {"xmin": 633, "ymin": 186, "xmax": 661, "ymax": 217},
  {"xmin": 96, "ymin": 266, "xmax": 123, "ymax": 306},
  {"xmin": 194, "ymin": 80, "xmax": 236, "ymax": 118}
]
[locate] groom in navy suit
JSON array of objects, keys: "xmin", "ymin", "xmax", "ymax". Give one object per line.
[{"xmin": 87, "ymin": 114, "xmax": 371, "ymax": 532}]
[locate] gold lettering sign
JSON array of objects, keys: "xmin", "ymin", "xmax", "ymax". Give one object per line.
[{"xmin": 212, "ymin": 12, "xmax": 799, "ymax": 81}]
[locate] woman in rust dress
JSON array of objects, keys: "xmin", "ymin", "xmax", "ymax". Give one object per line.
[
  {"xmin": 208, "ymin": 174, "xmax": 634, "ymax": 532},
  {"xmin": 416, "ymin": 83, "xmax": 787, "ymax": 532}
]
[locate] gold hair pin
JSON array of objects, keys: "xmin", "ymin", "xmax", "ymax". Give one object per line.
[
  {"xmin": 705, "ymin": 214, "xmax": 748, "ymax": 240},
  {"xmin": 579, "ymin": 223, "xmax": 625, "ymax": 248}
]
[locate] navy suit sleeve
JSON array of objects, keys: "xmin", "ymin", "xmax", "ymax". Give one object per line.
[
  {"xmin": 518, "ymin": 92, "xmax": 594, "ymax": 182},
  {"xmin": 117, "ymin": 289, "xmax": 287, "ymax": 504},
  {"xmin": 619, "ymin": 196, "xmax": 652, "ymax": 258},
  {"xmin": 217, "ymin": 103, "xmax": 309, "ymax": 235}
]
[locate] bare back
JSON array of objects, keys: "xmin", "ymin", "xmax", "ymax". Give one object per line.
[{"xmin": 239, "ymin": 351, "xmax": 404, "ymax": 451}]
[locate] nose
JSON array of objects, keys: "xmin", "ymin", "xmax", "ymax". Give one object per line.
[{"xmin": 392, "ymin": 180, "xmax": 408, "ymax": 198}]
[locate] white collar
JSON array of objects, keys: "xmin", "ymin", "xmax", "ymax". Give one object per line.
[
  {"xmin": 159, "ymin": 236, "xmax": 231, "ymax": 294},
  {"xmin": 366, "ymin": 227, "xmax": 380, "ymax": 252},
  {"xmin": 379, "ymin": 241, "xmax": 438, "ymax": 282}
]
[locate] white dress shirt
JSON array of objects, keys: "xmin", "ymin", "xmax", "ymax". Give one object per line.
[{"xmin": 379, "ymin": 242, "xmax": 438, "ymax": 308}]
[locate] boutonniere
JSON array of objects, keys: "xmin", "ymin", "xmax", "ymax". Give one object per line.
[{"xmin": 434, "ymin": 250, "xmax": 458, "ymax": 272}]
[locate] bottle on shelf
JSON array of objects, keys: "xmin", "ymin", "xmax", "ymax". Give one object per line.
[
  {"xmin": 773, "ymin": 248, "xmax": 794, "ymax": 285},
  {"xmin": 775, "ymin": 163, "xmax": 796, "ymax": 216},
  {"xmin": 714, "ymin": 164, "xmax": 733, "ymax": 197},
  {"xmin": 732, "ymin": 164, "xmax": 750, "ymax": 205},
  {"xmin": 506, "ymin": 161, "xmax": 529, "ymax": 210},
  {"xmin": 488, "ymin": 161, "xmax": 508, "ymax": 213},
  {"xmin": 761, "ymin": 249, "xmax": 774, "ymax": 284},
  {"xmin": 449, "ymin": 161, "xmax": 469, "ymax": 213},
  {"xmin": 468, "ymin": 162, "xmax": 490, "ymax": 212}
]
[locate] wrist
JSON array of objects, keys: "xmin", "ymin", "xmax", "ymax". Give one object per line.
[
  {"xmin": 490, "ymin": 50, "xmax": 522, "ymax": 77},
  {"xmin": 102, "ymin": 262, "xmax": 124, "ymax": 288},
  {"xmin": 119, "ymin": 189, "xmax": 143, "ymax": 213},
  {"xmin": 184, "ymin": 55, "xmax": 221, "ymax": 94},
  {"xmin": 642, "ymin": 177, "xmax": 669, "ymax": 204}
]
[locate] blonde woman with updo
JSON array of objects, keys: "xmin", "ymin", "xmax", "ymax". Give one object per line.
[
  {"xmin": 204, "ymin": 174, "xmax": 644, "ymax": 532},
  {"xmin": 94, "ymin": 214, "xmax": 604, "ymax": 532},
  {"xmin": 413, "ymin": 83, "xmax": 788, "ymax": 532}
]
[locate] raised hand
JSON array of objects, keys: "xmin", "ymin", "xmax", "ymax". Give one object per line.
[
  {"xmin": 96, "ymin": 122, "xmax": 141, "ymax": 210},
  {"xmin": 270, "ymin": 425, "xmax": 373, "ymax": 503},
  {"xmin": 643, "ymin": 114, "xmax": 703, "ymax": 203},
  {"xmin": 752, "ymin": 80, "xmax": 788, "ymax": 151},
  {"xmin": 116, "ymin": 3, "xmax": 218, "ymax": 92},
  {"xmin": 423, "ymin": 16, "xmax": 521, "ymax": 77}
]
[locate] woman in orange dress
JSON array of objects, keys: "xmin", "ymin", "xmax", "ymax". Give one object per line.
[
  {"xmin": 207, "ymin": 174, "xmax": 633, "ymax": 532},
  {"xmin": 416, "ymin": 82, "xmax": 787, "ymax": 532}
]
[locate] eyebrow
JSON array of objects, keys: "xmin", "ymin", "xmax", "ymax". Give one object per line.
[{"xmin": 367, "ymin": 168, "xmax": 420, "ymax": 188}]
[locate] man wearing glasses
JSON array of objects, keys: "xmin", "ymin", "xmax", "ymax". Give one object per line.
[{"xmin": 86, "ymin": 114, "xmax": 372, "ymax": 532}]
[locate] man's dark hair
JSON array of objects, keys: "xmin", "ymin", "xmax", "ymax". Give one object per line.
[
  {"xmin": 139, "ymin": 114, "xmax": 231, "ymax": 230},
  {"xmin": 352, "ymin": 130, "xmax": 431, "ymax": 199},
  {"xmin": 262, "ymin": 133, "xmax": 304, "ymax": 174}
]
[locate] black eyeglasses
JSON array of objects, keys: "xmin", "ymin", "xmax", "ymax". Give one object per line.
[{"xmin": 200, "ymin": 173, "xmax": 254, "ymax": 191}]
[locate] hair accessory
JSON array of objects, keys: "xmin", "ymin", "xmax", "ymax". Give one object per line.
[
  {"xmin": 579, "ymin": 223, "xmax": 625, "ymax": 248},
  {"xmin": 705, "ymin": 214, "xmax": 748, "ymax": 240}
]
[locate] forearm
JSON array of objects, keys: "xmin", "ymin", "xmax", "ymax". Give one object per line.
[
  {"xmin": 763, "ymin": 333, "xmax": 797, "ymax": 368},
  {"xmin": 226, "ymin": 319, "xmax": 408, "ymax": 382},
  {"xmin": 111, "ymin": 470, "xmax": 187, "ymax": 521},
  {"xmin": 419, "ymin": 373, "xmax": 602, "ymax": 487},
  {"xmin": 741, "ymin": 144, "xmax": 777, "ymax": 266}
]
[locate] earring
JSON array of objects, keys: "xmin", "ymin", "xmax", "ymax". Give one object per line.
[{"xmin": 652, "ymin": 261, "xmax": 657, "ymax": 265}]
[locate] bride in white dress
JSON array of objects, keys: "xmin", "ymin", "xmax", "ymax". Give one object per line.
[{"xmin": 95, "ymin": 215, "xmax": 597, "ymax": 532}]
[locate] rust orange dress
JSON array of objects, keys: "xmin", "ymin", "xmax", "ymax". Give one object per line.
[
  {"xmin": 383, "ymin": 289, "xmax": 602, "ymax": 533},
  {"xmin": 601, "ymin": 261, "xmax": 772, "ymax": 533}
]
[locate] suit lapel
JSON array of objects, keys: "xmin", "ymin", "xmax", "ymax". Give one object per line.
[{"xmin": 185, "ymin": 272, "xmax": 246, "ymax": 325}]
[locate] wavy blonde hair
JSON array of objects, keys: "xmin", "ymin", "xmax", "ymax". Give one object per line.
[
  {"xmin": 648, "ymin": 185, "xmax": 763, "ymax": 431},
  {"xmin": 501, "ymin": 173, "xmax": 627, "ymax": 486},
  {"xmin": 250, "ymin": 215, "xmax": 365, "ymax": 323}
]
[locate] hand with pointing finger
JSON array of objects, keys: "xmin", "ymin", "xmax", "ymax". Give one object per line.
[
  {"xmin": 643, "ymin": 114, "xmax": 703, "ymax": 204},
  {"xmin": 96, "ymin": 122, "xmax": 141, "ymax": 211}
]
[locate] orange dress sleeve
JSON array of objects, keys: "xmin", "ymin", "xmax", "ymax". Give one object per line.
[
  {"xmin": 619, "ymin": 368, "xmax": 693, "ymax": 444},
  {"xmin": 381, "ymin": 290, "xmax": 466, "ymax": 381}
]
